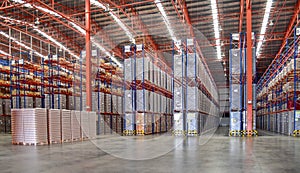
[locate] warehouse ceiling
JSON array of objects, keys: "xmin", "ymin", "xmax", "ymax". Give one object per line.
[{"xmin": 0, "ymin": 0, "xmax": 299, "ymax": 89}]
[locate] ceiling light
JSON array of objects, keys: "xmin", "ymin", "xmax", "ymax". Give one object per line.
[
  {"xmin": 210, "ymin": 0, "xmax": 222, "ymax": 59},
  {"xmin": 0, "ymin": 31, "xmax": 44, "ymax": 58},
  {"xmin": 10, "ymin": 0, "xmax": 121, "ymax": 65},
  {"xmin": 256, "ymin": 0, "xmax": 273, "ymax": 57},
  {"xmin": 91, "ymin": 0, "xmax": 133, "ymax": 40},
  {"xmin": 0, "ymin": 50, "xmax": 10, "ymax": 56},
  {"xmin": 34, "ymin": 18, "xmax": 40, "ymax": 25},
  {"xmin": 155, "ymin": 0, "xmax": 177, "ymax": 42}
]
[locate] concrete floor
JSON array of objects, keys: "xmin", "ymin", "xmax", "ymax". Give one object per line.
[{"xmin": 1, "ymin": 127, "xmax": 300, "ymax": 173}]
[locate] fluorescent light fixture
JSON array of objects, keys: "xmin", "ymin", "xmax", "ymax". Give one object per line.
[
  {"xmin": 0, "ymin": 31, "xmax": 44, "ymax": 58},
  {"xmin": 256, "ymin": 0, "xmax": 273, "ymax": 57},
  {"xmin": 109, "ymin": 11, "xmax": 133, "ymax": 40},
  {"xmin": 11, "ymin": 0, "xmax": 121, "ymax": 66},
  {"xmin": 0, "ymin": 15, "xmax": 80, "ymax": 59},
  {"xmin": 0, "ymin": 50, "xmax": 10, "ymax": 56},
  {"xmin": 210, "ymin": 0, "xmax": 222, "ymax": 60},
  {"xmin": 155, "ymin": 0, "xmax": 177, "ymax": 42},
  {"xmin": 91, "ymin": 0, "xmax": 133, "ymax": 40},
  {"xmin": 34, "ymin": 29, "xmax": 80, "ymax": 59}
]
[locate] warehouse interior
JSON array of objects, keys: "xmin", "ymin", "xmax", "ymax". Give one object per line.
[{"xmin": 0, "ymin": 0, "xmax": 300, "ymax": 172}]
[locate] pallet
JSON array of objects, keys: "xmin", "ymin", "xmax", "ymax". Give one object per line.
[
  {"xmin": 173, "ymin": 130, "xmax": 186, "ymax": 136},
  {"xmin": 187, "ymin": 130, "xmax": 199, "ymax": 136},
  {"xmin": 62, "ymin": 139, "xmax": 73, "ymax": 143},
  {"xmin": 123, "ymin": 130, "xmax": 135, "ymax": 136},
  {"xmin": 12, "ymin": 141, "xmax": 48, "ymax": 146},
  {"xmin": 72, "ymin": 138, "xmax": 81, "ymax": 142},
  {"xmin": 49, "ymin": 140, "xmax": 62, "ymax": 144}
]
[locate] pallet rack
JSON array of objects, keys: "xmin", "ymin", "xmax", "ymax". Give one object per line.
[
  {"xmin": 229, "ymin": 33, "xmax": 257, "ymax": 136},
  {"xmin": 0, "ymin": 56, "xmax": 11, "ymax": 133},
  {"xmin": 256, "ymin": 27, "xmax": 300, "ymax": 136},
  {"xmin": 92, "ymin": 50, "xmax": 124, "ymax": 135},
  {"xmin": 173, "ymin": 39, "xmax": 220, "ymax": 136},
  {"xmin": 123, "ymin": 44, "xmax": 173, "ymax": 135}
]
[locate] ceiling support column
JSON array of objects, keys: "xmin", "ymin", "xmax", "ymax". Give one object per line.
[
  {"xmin": 246, "ymin": 0, "xmax": 253, "ymax": 132},
  {"xmin": 85, "ymin": 0, "xmax": 92, "ymax": 112}
]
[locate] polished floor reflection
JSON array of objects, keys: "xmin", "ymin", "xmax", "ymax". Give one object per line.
[{"xmin": 0, "ymin": 127, "xmax": 300, "ymax": 173}]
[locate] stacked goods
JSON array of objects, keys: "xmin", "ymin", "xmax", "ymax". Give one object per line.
[
  {"xmin": 71, "ymin": 110, "xmax": 81, "ymax": 140},
  {"xmin": 123, "ymin": 49, "xmax": 173, "ymax": 135},
  {"xmin": 11, "ymin": 108, "xmax": 48, "ymax": 145},
  {"xmin": 173, "ymin": 51, "xmax": 220, "ymax": 136},
  {"xmin": 48, "ymin": 109, "xmax": 61, "ymax": 143},
  {"xmin": 97, "ymin": 114, "xmax": 105, "ymax": 135},
  {"xmin": 61, "ymin": 109, "xmax": 72, "ymax": 141},
  {"xmin": 116, "ymin": 115, "xmax": 122, "ymax": 134},
  {"xmin": 81, "ymin": 111, "xmax": 89, "ymax": 139},
  {"xmin": 256, "ymin": 42, "xmax": 300, "ymax": 135},
  {"xmin": 88, "ymin": 112, "xmax": 97, "ymax": 139},
  {"xmin": 104, "ymin": 114, "xmax": 111, "ymax": 134}
]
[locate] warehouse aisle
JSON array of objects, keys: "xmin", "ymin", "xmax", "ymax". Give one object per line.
[{"xmin": 1, "ymin": 130, "xmax": 300, "ymax": 173}]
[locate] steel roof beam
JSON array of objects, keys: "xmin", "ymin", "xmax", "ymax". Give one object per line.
[
  {"xmin": 104, "ymin": 0, "xmax": 169, "ymax": 65},
  {"xmin": 50, "ymin": 1, "xmax": 123, "ymax": 57},
  {"xmin": 259, "ymin": 0, "xmax": 300, "ymax": 86}
]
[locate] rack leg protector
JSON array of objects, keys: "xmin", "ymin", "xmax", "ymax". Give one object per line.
[
  {"xmin": 123, "ymin": 130, "xmax": 136, "ymax": 136},
  {"xmin": 293, "ymin": 130, "xmax": 300, "ymax": 137},
  {"xmin": 172, "ymin": 130, "xmax": 186, "ymax": 136}
]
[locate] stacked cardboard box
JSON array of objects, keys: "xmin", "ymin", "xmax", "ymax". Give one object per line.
[
  {"xmin": 48, "ymin": 109, "xmax": 61, "ymax": 143},
  {"xmin": 61, "ymin": 109, "xmax": 72, "ymax": 141},
  {"xmin": 11, "ymin": 108, "xmax": 48, "ymax": 144}
]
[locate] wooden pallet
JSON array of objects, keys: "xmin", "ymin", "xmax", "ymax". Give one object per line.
[{"xmin": 12, "ymin": 141, "xmax": 48, "ymax": 146}]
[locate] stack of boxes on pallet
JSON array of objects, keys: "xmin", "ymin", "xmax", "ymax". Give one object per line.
[
  {"xmin": 124, "ymin": 46, "xmax": 173, "ymax": 135},
  {"xmin": 11, "ymin": 108, "xmax": 96, "ymax": 145},
  {"xmin": 0, "ymin": 99, "xmax": 11, "ymax": 133},
  {"xmin": 11, "ymin": 108, "xmax": 48, "ymax": 145},
  {"xmin": 229, "ymin": 49, "xmax": 243, "ymax": 135},
  {"xmin": 0, "ymin": 60, "xmax": 13, "ymax": 133},
  {"xmin": 0, "ymin": 50, "xmax": 124, "ymax": 137},
  {"xmin": 93, "ymin": 57, "xmax": 124, "ymax": 135},
  {"xmin": 256, "ymin": 49, "xmax": 300, "ymax": 135},
  {"xmin": 173, "ymin": 50, "xmax": 220, "ymax": 136},
  {"xmin": 229, "ymin": 47, "xmax": 256, "ymax": 136}
]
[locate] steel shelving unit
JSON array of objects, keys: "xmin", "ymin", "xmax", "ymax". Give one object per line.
[{"xmin": 256, "ymin": 26, "xmax": 300, "ymax": 136}]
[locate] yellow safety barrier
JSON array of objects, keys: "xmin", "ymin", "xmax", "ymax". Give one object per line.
[
  {"xmin": 123, "ymin": 130, "xmax": 136, "ymax": 136},
  {"xmin": 293, "ymin": 130, "xmax": 300, "ymax": 137},
  {"xmin": 187, "ymin": 130, "xmax": 198, "ymax": 136},
  {"xmin": 230, "ymin": 130, "xmax": 258, "ymax": 137},
  {"xmin": 136, "ymin": 130, "xmax": 145, "ymax": 135},
  {"xmin": 173, "ymin": 130, "xmax": 186, "ymax": 136},
  {"xmin": 229, "ymin": 130, "xmax": 242, "ymax": 137}
]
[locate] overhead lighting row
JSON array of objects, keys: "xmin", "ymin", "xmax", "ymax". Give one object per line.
[
  {"xmin": 11, "ymin": 0, "xmax": 122, "ymax": 66},
  {"xmin": 210, "ymin": 0, "xmax": 222, "ymax": 60},
  {"xmin": 155, "ymin": 0, "xmax": 177, "ymax": 42},
  {"xmin": 0, "ymin": 31, "xmax": 44, "ymax": 58},
  {"xmin": 0, "ymin": 15, "xmax": 80, "ymax": 59},
  {"xmin": 256, "ymin": 0, "xmax": 273, "ymax": 57}
]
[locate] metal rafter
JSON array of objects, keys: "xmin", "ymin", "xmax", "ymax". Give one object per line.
[{"xmin": 259, "ymin": 0, "xmax": 300, "ymax": 86}]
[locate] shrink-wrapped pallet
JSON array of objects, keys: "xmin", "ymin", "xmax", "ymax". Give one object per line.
[
  {"xmin": 61, "ymin": 109, "xmax": 72, "ymax": 141},
  {"xmin": 89, "ymin": 111, "xmax": 97, "ymax": 138},
  {"xmin": 71, "ymin": 110, "xmax": 81, "ymax": 140},
  {"xmin": 81, "ymin": 111, "xmax": 89, "ymax": 138},
  {"xmin": 48, "ymin": 109, "xmax": 61, "ymax": 143},
  {"xmin": 11, "ymin": 108, "xmax": 48, "ymax": 145}
]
